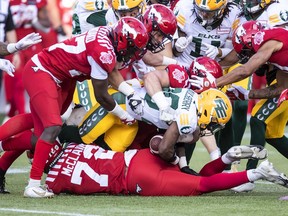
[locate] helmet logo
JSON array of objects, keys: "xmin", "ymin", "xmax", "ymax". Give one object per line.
[
  {"xmin": 122, "ymin": 20, "xmax": 138, "ymax": 39},
  {"xmin": 148, "ymin": 7, "xmax": 162, "ymax": 22},
  {"xmin": 253, "ymin": 31, "xmax": 264, "ymax": 45},
  {"xmin": 214, "ymin": 98, "xmax": 228, "ymax": 118},
  {"xmin": 100, "ymin": 51, "xmax": 114, "ymax": 64},
  {"xmin": 235, "ymin": 25, "xmax": 246, "ymax": 44}
]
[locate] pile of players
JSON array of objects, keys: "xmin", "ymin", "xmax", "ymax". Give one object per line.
[{"xmin": 0, "ymin": 0, "xmax": 288, "ymax": 198}]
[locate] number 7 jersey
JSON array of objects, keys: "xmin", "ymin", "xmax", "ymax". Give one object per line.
[{"xmin": 33, "ymin": 26, "xmax": 117, "ymax": 83}]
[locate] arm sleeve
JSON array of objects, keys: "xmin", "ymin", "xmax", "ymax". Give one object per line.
[{"xmin": 5, "ymin": 6, "xmax": 15, "ymax": 32}]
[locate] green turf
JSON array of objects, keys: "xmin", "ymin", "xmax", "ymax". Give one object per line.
[{"xmin": 1, "ymin": 124, "xmax": 288, "ymax": 216}]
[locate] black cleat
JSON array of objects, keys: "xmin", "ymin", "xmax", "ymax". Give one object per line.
[{"xmin": 0, "ymin": 169, "xmax": 10, "ymax": 194}]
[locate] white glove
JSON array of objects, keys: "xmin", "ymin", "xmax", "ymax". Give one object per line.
[
  {"xmin": 119, "ymin": 111, "xmax": 137, "ymax": 125},
  {"xmin": 159, "ymin": 106, "xmax": 176, "ymax": 123},
  {"xmin": 109, "ymin": 103, "xmax": 136, "ymax": 125},
  {"xmin": 226, "ymin": 84, "xmax": 249, "ymax": 100},
  {"xmin": 16, "ymin": 32, "xmax": 42, "ymax": 50},
  {"xmin": 202, "ymin": 42, "xmax": 219, "ymax": 59},
  {"xmin": 127, "ymin": 93, "xmax": 144, "ymax": 115},
  {"xmin": 175, "ymin": 36, "xmax": 192, "ymax": 53},
  {"xmin": 0, "ymin": 59, "xmax": 15, "ymax": 77},
  {"xmin": 7, "ymin": 32, "xmax": 42, "ymax": 53},
  {"xmin": 188, "ymin": 72, "xmax": 217, "ymax": 93}
]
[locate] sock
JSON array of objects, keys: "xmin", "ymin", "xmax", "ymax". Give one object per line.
[
  {"xmin": 210, "ymin": 148, "xmax": 221, "ymax": 161},
  {"xmin": 247, "ymin": 116, "xmax": 266, "ymax": 170},
  {"xmin": 221, "ymin": 153, "xmax": 234, "ymax": 165},
  {"xmin": 199, "ymin": 157, "xmax": 227, "ymax": 176},
  {"xmin": 27, "ymin": 179, "xmax": 41, "ymax": 188},
  {"xmin": 2, "ymin": 130, "xmax": 33, "ymax": 151},
  {"xmin": 266, "ymin": 136, "xmax": 288, "ymax": 158},
  {"xmin": 247, "ymin": 169, "xmax": 263, "ymax": 182},
  {"xmin": 0, "ymin": 150, "xmax": 24, "ymax": 171},
  {"xmin": 0, "ymin": 141, "xmax": 3, "ymax": 152},
  {"xmin": 0, "ymin": 113, "xmax": 33, "ymax": 140},
  {"xmin": 30, "ymin": 139, "xmax": 54, "ymax": 180},
  {"xmin": 198, "ymin": 171, "xmax": 249, "ymax": 193}
]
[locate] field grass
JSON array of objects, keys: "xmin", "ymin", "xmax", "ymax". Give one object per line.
[{"xmin": 1, "ymin": 118, "xmax": 288, "ymax": 216}]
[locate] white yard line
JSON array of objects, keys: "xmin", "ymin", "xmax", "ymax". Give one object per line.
[{"xmin": 0, "ymin": 208, "xmax": 100, "ymax": 216}]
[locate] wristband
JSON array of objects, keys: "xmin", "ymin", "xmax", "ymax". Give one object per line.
[
  {"xmin": 151, "ymin": 91, "xmax": 169, "ymax": 110},
  {"xmin": 7, "ymin": 43, "xmax": 18, "ymax": 54},
  {"xmin": 108, "ymin": 103, "xmax": 126, "ymax": 119},
  {"xmin": 118, "ymin": 81, "xmax": 135, "ymax": 96},
  {"xmin": 162, "ymin": 56, "xmax": 177, "ymax": 66}
]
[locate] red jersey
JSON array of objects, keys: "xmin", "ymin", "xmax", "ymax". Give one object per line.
[
  {"xmin": 166, "ymin": 64, "xmax": 191, "ymax": 88},
  {"xmin": 10, "ymin": 0, "xmax": 47, "ymax": 38},
  {"xmin": 46, "ymin": 143, "xmax": 128, "ymax": 195},
  {"xmin": 252, "ymin": 28, "xmax": 288, "ymax": 72},
  {"xmin": 33, "ymin": 26, "xmax": 117, "ymax": 83}
]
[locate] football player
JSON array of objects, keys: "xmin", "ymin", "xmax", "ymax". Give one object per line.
[
  {"xmin": 224, "ymin": 0, "xmax": 288, "ymax": 192},
  {"xmin": 21, "ymin": 17, "xmax": 149, "ymax": 198},
  {"xmin": 44, "ymin": 141, "xmax": 288, "ymax": 197}
]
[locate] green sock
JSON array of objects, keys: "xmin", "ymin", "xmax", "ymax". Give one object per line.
[
  {"xmin": 185, "ymin": 142, "xmax": 196, "ymax": 164},
  {"xmin": 266, "ymin": 136, "xmax": 288, "ymax": 158},
  {"xmin": 247, "ymin": 116, "xmax": 266, "ymax": 170}
]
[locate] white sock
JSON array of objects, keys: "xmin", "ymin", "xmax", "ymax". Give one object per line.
[
  {"xmin": 0, "ymin": 141, "xmax": 3, "ymax": 152},
  {"xmin": 221, "ymin": 153, "xmax": 233, "ymax": 164},
  {"xmin": 247, "ymin": 169, "xmax": 263, "ymax": 182},
  {"xmin": 27, "ymin": 179, "xmax": 41, "ymax": 188},
  {"xmin": 210, "ymin": 148, "xmax": 221, "ymax": 161}
]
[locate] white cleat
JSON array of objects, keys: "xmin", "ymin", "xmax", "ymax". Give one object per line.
[
  {"xmin": 230, "ymin": 182, "xmax": 255, "ymax": 193},
  {"xmin": 255, "ymin": 160, "xmax": 288, "ymax": 188},
  {"xmin": 227, "ymin": 145, "xmax": 267, "ymax": 160},
  {"xmin": 24, "ymin": 185, "xmax": 54, "ymax": 198}
]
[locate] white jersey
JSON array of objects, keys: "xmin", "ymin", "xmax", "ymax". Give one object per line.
[
  {"xmin": 126, "ymin": 86, "xmax": 199, "ymax": 136},
  {"xmin": 173, "ymin": 1, "xmax": 241, "ymax": 67},
  {"xmin": 105, "ymin": 8, "xmax": 118, "ymax": 27},
  {"xmin": 72, "ymin": 0, "xmax": 110, "ymax": 34},
  {"xmin": 237, "ymin": 0, "xmax": 288, "ymax": 27}
]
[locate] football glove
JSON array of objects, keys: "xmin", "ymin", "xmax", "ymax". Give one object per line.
[
  {"xmin": 226, "ymin": 85, "xmax": 249, "ymax": 100},
  {"xmin": 127, "ymin": 93, "xmax": 144, "ymax": 115},
  {"xmin": 175, "ymin": 36, "xmax": 192, "ymax": 53},
  {"xmin": 202, "ymin": 42, "xmax": 219, "ymax": 59},
  {"xmin": 180, "ymin": 166, "xmax": 200, "ymax": 176},
  {"xmin": 277, "ymin": 89, "xmax": 288, "ymax": 107},
  {"xmin": 188, "ymin": 72, "xmax": 217, "ymax": 93},
  {"xmin": 0, "ymin": 59, "xmax": 15, "ymax": 77}
]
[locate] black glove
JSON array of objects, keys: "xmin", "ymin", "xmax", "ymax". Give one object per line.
[{"xmin": 180, "ymin": 166, "xmax": 200, "ymax": 176}]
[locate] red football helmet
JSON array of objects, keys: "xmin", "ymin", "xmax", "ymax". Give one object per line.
[
  {"xmin": 142, "ymin": 4, "xmax": 177, "ymax": 53},
  {"xmin": 188, "ymin": 56, "xmax": 223, "ymax": 79},
  {"xmin": 112, "ymin": 17, "xmax": 149, "ymax": 63},
  {"xmin": 232, "ymin": 20, "xmax": 263, "ymax": 63}
]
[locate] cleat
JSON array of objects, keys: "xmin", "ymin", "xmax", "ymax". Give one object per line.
[
  {"xmin": 230, "ymin": 182, "xmax": 255, "ymax": 193},
  {"xmin": 24, "ymin": 185, "xmax": 54, "ymax": 198},
  {"xmin": 227, "ymin": 145, "xmax": 267, "ymax": 160},
  {"xmin": 0, "ymin": 169, "xmax": 10, "ymax": 194},
  {"xmin": 255, "ymin": 160, "xmax": 288, "ymax": 188}
]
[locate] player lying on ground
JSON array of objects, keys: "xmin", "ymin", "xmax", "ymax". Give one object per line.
[{"xmin": 44, "ymin": 141, "xmax": 288, "ymax": 197}]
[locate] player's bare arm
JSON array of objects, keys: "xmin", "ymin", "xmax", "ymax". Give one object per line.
[
  {"xmin": 158, "ymin": 122, "xmax": 180, "ymax": 163},
  {"xmin": 92, "ymin": 78, "xmax": 116, "ymax": 111},
  {"xmin": 216, "ymin": 40, "xmax": 283, "ymax": 88},
  {"xmin": 249, "ymin": 69, "xmax": 288, "ymax": 99}
]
